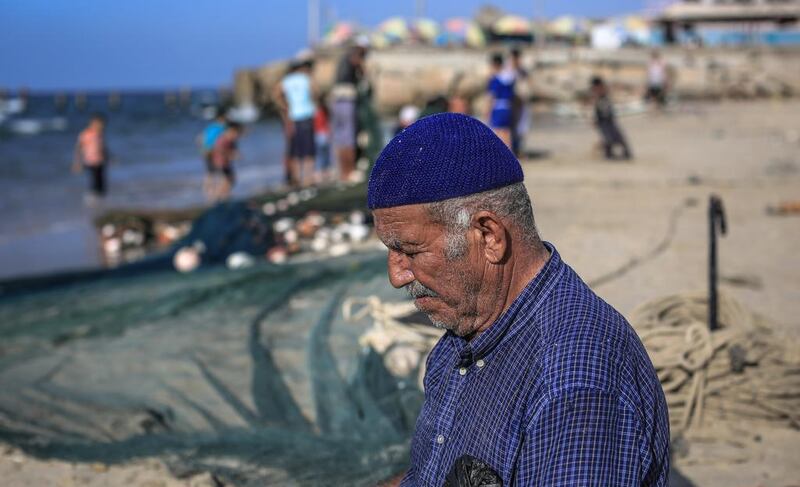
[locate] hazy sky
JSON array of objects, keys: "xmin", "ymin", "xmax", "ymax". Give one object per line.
[{"xmin": 0, "ymin": 0, "xmax": 648, "ymax": 91}]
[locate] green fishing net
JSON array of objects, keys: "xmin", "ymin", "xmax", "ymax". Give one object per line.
[{"xmin": 0, "ymin": 251, "xmax": 422, "ymax": 486}]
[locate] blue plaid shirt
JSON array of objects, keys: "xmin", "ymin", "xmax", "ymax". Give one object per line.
[{"xmin": 401, "ymin": 243, "xmax": 670, "ymax": 486}]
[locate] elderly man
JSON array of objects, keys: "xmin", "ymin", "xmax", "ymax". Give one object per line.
[{"xmin": 368, "ymin": 113, "xmax": 669, "ymax": 486}]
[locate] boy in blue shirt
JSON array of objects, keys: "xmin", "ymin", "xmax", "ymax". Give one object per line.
[{"xmin": 486, "ymin": 53, "xmax": 515, "ymax": 149}]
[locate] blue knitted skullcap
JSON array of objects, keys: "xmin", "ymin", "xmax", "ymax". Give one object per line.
[{"xmin": 367, "ymin": 113, "xmax": 524, "ymax": 209}]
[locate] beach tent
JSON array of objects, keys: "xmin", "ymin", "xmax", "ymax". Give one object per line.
[
  {"xmin": 438, "ymin": 17, "xmax": 486, "ymax": 48},
  {"xmin": 590, "ymin": 17, "xmax": 654, "ymax": 49},
  {"xmin": 591, "ymin": 21, "xmax": 625, "ymax": 49},
  {"xmin": 412, "ymin": 18, "xmax": 440, "ymax": 43}
]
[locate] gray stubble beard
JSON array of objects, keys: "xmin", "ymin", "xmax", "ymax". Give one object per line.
[{"xmin": 405, "ymin": 277, "xmax": 480, "ymax": 336}]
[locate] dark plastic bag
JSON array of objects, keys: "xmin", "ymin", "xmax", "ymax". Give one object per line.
[{"xmin": 443, "ymin": 454, "xmax": 503, "ymax": 487}]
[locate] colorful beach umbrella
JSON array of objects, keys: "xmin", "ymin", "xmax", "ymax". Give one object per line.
[
  {"xmin": 624, "ymin": 16, "xmax": 649, "ymax": 32},
  {"xmin": 547, "ymin": 16, "xmax": 588, "ymax": 37},
  {"xmin": 624, "ymin": 16, "xmax": 652, "ymax": 45},
  {"xmin": 442, "ymin": 17, "xmax": 486, "ymax": 47},
  {"xmin": 377, "ymin": 17, "xmax": 409, "ymax": 43},
  {"xmin": 492, "ymin": 15, "xmax": 532, "ymax": 36},
  {"xmin": 413, "ymin": 18, "xmax": 440, "ymax": 43},
  {"xmin": 323, "ymin": 22, "xmax": 357, "ymax": 46}
]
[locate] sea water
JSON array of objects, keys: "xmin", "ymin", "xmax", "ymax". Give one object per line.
[{"xmin": 0, "ymin": 91, "xmax": 286, "ymax": 279}]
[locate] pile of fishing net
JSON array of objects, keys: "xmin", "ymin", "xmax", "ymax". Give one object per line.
[{"xmin": 0, "ymin": 252, "xmax": 420, "ymax": 486}]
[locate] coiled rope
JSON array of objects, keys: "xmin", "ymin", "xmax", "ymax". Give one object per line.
[{"xmin": 630, "ymin": 291, "xmax": 800, "ymax": 435}]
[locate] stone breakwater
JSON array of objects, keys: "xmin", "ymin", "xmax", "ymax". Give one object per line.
[{"xmin": 234, "ymin": 46, "xmax": 800, "ymax": 115}]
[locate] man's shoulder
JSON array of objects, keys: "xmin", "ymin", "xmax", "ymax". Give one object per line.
[{"xmin": 534, "ymin": 265, "xmax": 643, "ymax": 396}]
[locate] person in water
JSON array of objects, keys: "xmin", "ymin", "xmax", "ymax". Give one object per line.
[
  {"xmin": 73, "ymin": 113, "xmax": 110, "ymax": 202},
  {"xmin": 208, "ymin": 121, "xmax": 243, "ymax": 201},
  {"xmin": 198, "ymin": 111, "xmax": 228, "ymax": 200}
]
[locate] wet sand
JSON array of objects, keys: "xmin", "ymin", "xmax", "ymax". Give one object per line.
[{"xmin": 2, "ymin": 100, "xmax": 799, "ymax": 485}]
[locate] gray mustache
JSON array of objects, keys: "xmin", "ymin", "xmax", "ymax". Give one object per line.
[{"xmin": 405, "ymin": 281, "xmax": 440, "ymax": 299}]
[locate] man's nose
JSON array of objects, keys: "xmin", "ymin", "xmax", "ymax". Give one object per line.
[{"xmin": 387, "ymin": 250, "xmax": 414, "ymax": 288}]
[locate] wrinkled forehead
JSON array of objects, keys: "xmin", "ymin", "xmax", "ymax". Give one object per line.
[{"xmin": 373, "ymin": 204, "xmax": 438, "ymax": 246}]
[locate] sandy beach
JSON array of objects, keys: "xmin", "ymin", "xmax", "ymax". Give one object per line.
[
  {"xmin": 527, "ymin": 100, "xmax": 800, "ymax": 336},
  {"xmin": 2, "ymin": 99, "xmax": 799, "ymax": 486}
]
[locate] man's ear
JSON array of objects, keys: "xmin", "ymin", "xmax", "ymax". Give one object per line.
[{"xmin": 471, "ymin": 210, "xmax": 508, "ymax": 264}]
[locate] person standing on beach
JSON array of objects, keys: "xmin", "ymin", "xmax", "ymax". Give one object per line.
[
  {"xmin": 72, "ymin": 113, "xmax": 109, "ymax": 202},
  {"xmin": 198, "ymin": 111, "xmax": 227, "ymax": 200},
  {"xmin": 591, "ymin": 76, "xmax": 632, "ymax": 160},
  {"xmin": 486, "ymin": 53, "xmax": 515, "ymax": 149},
  {"xmin": 331, "ymin": 43, "xmax": 367, "ymax": 182},
  {"xmin": 274, "ymin": 54, "xmax": 317, "ymax": 187},
  {"xmin": 510, "ymin": 47, "xmax": 531, "ymax": 158},
  {"xmin": 645, "ymin": 51, "xmax": 669, "ymax": 111},
  {"xmin": 209, "ymin": 121, "xmax": 243, "ymax": 201}
]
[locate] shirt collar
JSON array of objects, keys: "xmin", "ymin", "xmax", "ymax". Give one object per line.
[{"xmin": 448, "ymin": 241, "xmax": 564, "ymax": 368}]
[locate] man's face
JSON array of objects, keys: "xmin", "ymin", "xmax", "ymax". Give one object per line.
[{"xmin": 374, "ymin": 204, "xmax": 482, "ymax": 336}]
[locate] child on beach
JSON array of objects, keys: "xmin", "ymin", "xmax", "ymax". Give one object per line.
[
  {"xmin": 313, "ymin": 96, "xmax": 331, "ymax": 184},
  {"xmin": 209, "ymin": 121, "xmax": 243, "ymax": 201},
  {"xmin": 590, "ymin": 76, "xmax": 632, "ymax": 161},
  {"xmin": 198, "ymin": 112, "xmax": 227, "ymax": 200},
  {"xmin": 486, "ymin": 53, "xmax": 515, "ymax": 148},
  {"xmin": 72, "ymin": 113, "xmax": 110, "ymax": 202}
]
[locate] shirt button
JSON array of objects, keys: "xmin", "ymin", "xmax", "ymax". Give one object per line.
[
  {"xmin": 458, "ymin": 367, "xmax": 467, "ymax": 376},
  {"xmin": 436, "ymin": 434, "xmax": 445, "ymax": 444},
  {"xmin": 476, "ymin": 359, "xmax": 485, "ymax": 368}
]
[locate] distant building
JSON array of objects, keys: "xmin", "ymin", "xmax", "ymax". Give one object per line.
[{"xmin": 655, "ymin": 0, "xmax": 800, "ymax": 45}]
